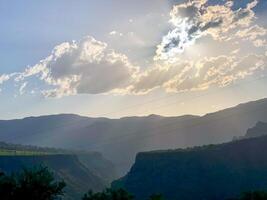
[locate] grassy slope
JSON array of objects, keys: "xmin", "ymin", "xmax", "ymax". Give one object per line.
[{"xmin": 0, "ymin": 149, "xmax": 57, "ymax": 155}]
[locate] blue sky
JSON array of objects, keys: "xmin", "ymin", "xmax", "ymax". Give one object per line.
[
  {"xmin": 0, "ymin": 0, "xmax": 171, "ymax": 72},
  {"xmin": 0, "ymin": 0, "xmax": 267, "ymax": 119}
]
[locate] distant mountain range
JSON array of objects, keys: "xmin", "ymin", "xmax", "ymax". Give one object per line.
[
  {"xmin": 114, "ymin": 134, "xmax": 267, "ymax": 200},
  {"xmin": 245, "ymin": 121, "xmax": 267, "ymax": 138},
  {"xmin": 233, "ymin": 121, "xmax": 267, "ymax": 141},
  {"xmin": 1, "ymin": 98, "xmax": 267, "ymax": 175},
  {"xmin": 0, "ymin": 142, "xmax": 116, "ymax": 200}
]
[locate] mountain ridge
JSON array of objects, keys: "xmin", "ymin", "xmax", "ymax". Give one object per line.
[
  {"xmin": 1, "ymin": 98, "xmax": 267, "ymax": 175},
  {"xmin": 113, "ymin": 134, "xmax": 267, "ymax": 200}
]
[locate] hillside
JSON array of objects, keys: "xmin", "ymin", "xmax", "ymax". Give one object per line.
[
  {"xmin": 0, "ymin": 155, "xmax": 105, "ymax": 200},
  {"xmin": 0, "ymin": 141, "xmax": 117, "ymax": 184},
  {"xmin": 245, "ymin": 121, "xmax": 267, "ymax": 138},
  {"xmin": 1, "ymin": 98, "xmax": 267, "ymax": 175},
  {"xmin": 113, "ymin": 135, "xmax": 267, "ymax": 200},
  {"xmin": 0, "ymin": 142, "xmax": 117, "ymax": 200},
  {"xmin": 233, "ymin": 121, "xmax": 267, "ymax": 141}
]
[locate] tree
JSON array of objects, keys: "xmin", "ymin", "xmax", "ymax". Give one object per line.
[
  {"xmin": 149, "ymin": 194, "xmax": 165, "ymax": 200},
  {"xmin": 228, "ymin": 190, "xmax": 267, "ymax": 200},
  {"xmin": 0, "ymin": 171, "xmax": 17, "ymax": 200},
  {"xmin": 0, "ymin": 165, "xmax": 66, "ymax": 200},
  {"xmin": 239, "ymin": 191, "xmax": 267, "ymax": 200},
  {"xmin": 82, "ymin": 188, "xmax": 134, "ymax": 200}
]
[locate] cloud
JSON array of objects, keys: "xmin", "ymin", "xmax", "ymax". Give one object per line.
[
  {"xmin": 164, "ymin": 54, "xmax": 266, "ymax": 92},
  {"xmin": 19, "ymin": 82, "xmax": 28, "ymax": 95},
  {"xmin": 5, "ymin": 0, "xmax": 267, "ymax": 98},
  {"xmin": 109, "ymin": 31, "xmax": 123, "ymax": 36},
  {"xmin": 0, "ymin": 73, "xmax": 19, "ymax": 94},
  {"xmin": 125, "ymin": 0, "xmax": 266, "ymax": 94},
  {"xmin": 154, "ymin": 0, "xmax": 261, "ymax": 62},
  {"xmin": 130, "ymin": 53, "xmax": 267, "ymax": 94},
  {"xmin": 0, "ymin": 74, "xmax": 11, "ymax": 85},
  {"xmin": 236, "ymin": 25, "xmax": 267, "ymax": 46},
  {"xmin": 129, "ymin": 62, "xmax": 191, "ymax": 94},
  {"xmin": 18, "ymin": 36, "xmax": 139, "ymax": 97},
  {"xmin": 0, "ymin": 73, "xmax": 18, "ymax": 90}
]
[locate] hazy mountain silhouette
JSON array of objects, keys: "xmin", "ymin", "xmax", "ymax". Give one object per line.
[
  {"xmin": 232, "ymin": 121, "xmax": 267, "ymax": 141},
  {"xmin": 1, "ymin": 98, "xmax": 267, "ymax": 175},
  {"xmin": 245, "ymin": 121, "xmax": 267, "ymax": 138},
  {"xmin": 113, "ymin": 135, "xmax": 267, "ymax": 200}
]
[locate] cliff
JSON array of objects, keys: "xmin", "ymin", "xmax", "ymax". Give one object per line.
[
  {"xmin": 0, "ymin": 154, "xmax": 105, "ymax": 200},
  {"xmin": 114, "ymin": 135, "xmax": 267, "ymax": 200}
]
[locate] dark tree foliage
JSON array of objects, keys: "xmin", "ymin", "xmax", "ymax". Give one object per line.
[
  {"xmin": 0, "ymin": 166, "xmax": 66, "ymax": 200},
  {"xmin": 239, "ymin": 191, "xmax": 267, "ymax": 200},
  {"xmin": 149, "ymin": 194, "xmax": 165, "ymax": 200},
  {"xmin": 82, "ymin": 188, "xmax": 134, "ymax": 200},
  {"xmin": 228, "ymin": 191, "xmax": 267, "ymax": 200}
]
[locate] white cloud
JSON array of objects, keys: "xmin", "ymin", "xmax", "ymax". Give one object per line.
[
  {"xmin": 129, "ymin": 53, "xmax": 267, "ymax": 94},
  {"xmin": 0, "ymin": 73, "xmax": 18, "ymax": 94},
  {"xmin": 0, "ymin": 74, "xmax": 11, "ymax": 84},
  {"xmin": 6, "ymin": 0, "xmax": 267, "ymax": 98},
  {"xmin": 19, "ymin": 82, "xmax": 28, "ymax": 95},
  {"xmin": 131, "ymin": 0, "xmax": 266, "ymax": 94},
  {"xmin": 18, "ymin": 36, "xmax": 139, "ymax": 97},
  {"xmin": 109, "ymin": 31, "xmax": 123, "ymax": 36},
  {"xmin": 236, "ymin": 25, "xmax": 267, "ymax": 46}
]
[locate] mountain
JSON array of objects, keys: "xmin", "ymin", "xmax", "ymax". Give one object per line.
[
  {"xmin": 245, "ymin": 121, "xmax": 267, "ymax": 138},
  {"xmin": 1, "ymin": 98, "xmax": 267, "ymax": 175},
  {"xmin": 0, "ymin": 142, "xmax": 117, "ymax": 200},
  {"xmin": 113, "ymin": 135, "xmax": 267, "ymax": 200},
  {"xmin": 233, "ymin": 121, "xmax": 267, "ymax": 141},
  {"xmin": 0, "ymin": 155, "xmax": 104, "ymax": 200}
]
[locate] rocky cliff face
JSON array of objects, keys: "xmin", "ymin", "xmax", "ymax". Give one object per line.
[{"xmin": 114, "ymin": 135, "xmax": 267, "ymax": 200}]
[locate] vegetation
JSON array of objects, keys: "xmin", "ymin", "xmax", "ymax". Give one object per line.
[
  {"xmin": 81, "ymin": 190, "xmax": 267, "ymax": 200},
  {"xmin": 0, "ymin": 166, "xmax": 66, "ymax": 200},
  {"xmin": 82, "ymin": 188, "xmax": 134, "ymax": 200},
  {"xmin": 230, "ymin": 191, "xmax": 267, "ymax": 200},
  {"xmin": 1, "ymin": 165, "xmax": 267, "ymax": 200},
  {"xmin": 0, "ymin": 149, "xmax": 52, "ymax": 156},
  {"xmin": 0, "ymin": 141, "xmax": 69, "ymax": 155},
  {"xmin": 149, "ymin": 194, "xmax": 165, "ymax": 200}
]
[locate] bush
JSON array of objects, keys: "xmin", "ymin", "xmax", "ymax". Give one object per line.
[
  {"xmin": 239, "ymin": 191, "xmax": 267, "ymax": 200},
  {"xmin": 82, "ymin": 188, "xmax": 134, "ymax": 200},
  {"xmin": 149, "ymin": 194, "xmax": 165, "ymax": 200},
  {"xmin": 0, "ymin": 165, "xmax": 66, "ymax": 200}
]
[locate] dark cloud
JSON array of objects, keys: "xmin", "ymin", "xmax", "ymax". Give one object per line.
[
  {"xmin": 200, "ymin": 19, "xmax": 223, "ymax": 31},
  {"xmin": 155, "ymin": 0, "xmax": 259, "ymax": 61}
]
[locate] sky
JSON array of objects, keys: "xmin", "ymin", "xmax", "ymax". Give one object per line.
[{"xmin": 0, "ymin": 0, "xmax": 267, "ymax": 119}]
